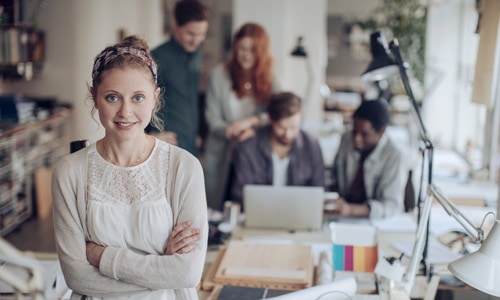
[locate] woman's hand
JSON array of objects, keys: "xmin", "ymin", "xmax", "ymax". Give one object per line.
[
  {"xmin": 86, "ymin": 242, "xmax": 105, "ymax": 268},
  {"xmin": 236, "ymin": 128, "xmax": 256, "ymax": 141},
  {"xmin": 225, "ymin": 116, "xmax": 259, "ymax": 139},
  {"xmin": 164, "ymin": 221, "xmax": 201, "ymax": 255}
]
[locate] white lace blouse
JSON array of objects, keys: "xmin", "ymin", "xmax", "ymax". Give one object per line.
[
  {"xmin": 87, "ymin": 141, "xmax": 173, "ymax": 256},
  {"xmin": 85, "ymin": 141, "xmax": 172, "ymax": 299}
]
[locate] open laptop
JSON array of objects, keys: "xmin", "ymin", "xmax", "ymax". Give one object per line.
[{"xmin": 243, "ymin": 184, "xmax": 325, "ymax": 231}]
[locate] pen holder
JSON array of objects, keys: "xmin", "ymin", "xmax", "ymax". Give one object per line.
[{"xmin": 330, "ymin": 222, "xmax": 378, "ymax": 272}]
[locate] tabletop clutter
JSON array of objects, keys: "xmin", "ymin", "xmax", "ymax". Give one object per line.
[{"xmin": 201, "ymin": 222, "xmax": 380, "ymax": 299}]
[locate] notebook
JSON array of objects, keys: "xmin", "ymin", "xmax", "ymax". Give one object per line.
[{"xmin": 243, "ymin": 184, "xmax": 325, "ymax": 231}]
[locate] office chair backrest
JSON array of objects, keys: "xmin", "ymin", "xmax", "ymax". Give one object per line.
[{"xmin": 70, "ymin": 140, "xmax": 89, "ymax": 153}]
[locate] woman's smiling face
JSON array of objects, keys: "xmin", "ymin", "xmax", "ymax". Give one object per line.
[
  {"xmin": 94, "ymin": 67, "xmax": 160, "ymax": 141},
  {"xmin": 236, "ymin": 36, "xmax": 257, "ymax": 70}
]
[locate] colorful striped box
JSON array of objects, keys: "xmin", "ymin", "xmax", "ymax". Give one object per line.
[{"xmin": 330, "ymin": 222, "xmax": 378, "ymax": 272}]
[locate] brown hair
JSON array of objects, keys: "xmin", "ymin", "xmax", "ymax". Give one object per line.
[
  {"xmin": 89, "ymin": 35, "xmax": 163, "ymax": 131},
  {"xmin": 267, "ymin": 92, "xmax": 302, "ymax": 122},
  {"xmin": 226, "ymin": 23, "xmax": 273, "ymax": 105},
  {"xmin": 174, "ymin": 0, "xmax": 210, "ymax": 26}
]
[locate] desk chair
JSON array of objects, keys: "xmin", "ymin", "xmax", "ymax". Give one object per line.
[{"xmin": 70, "ymin": 140, "xmax": 89, "ymax": 153}]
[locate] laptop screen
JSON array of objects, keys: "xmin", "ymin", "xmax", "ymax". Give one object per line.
[{"xmin": 243, "ymin": 185, "xmax": 325, "ymax": 231}]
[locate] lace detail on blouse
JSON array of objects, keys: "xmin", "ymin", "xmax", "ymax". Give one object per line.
[
  {"xmin": 87, "ymin": 141, "xmax": 170, "ymax": 205},
  {"xmin": 86, "ymin": 140, "xmax": 173, "ymax": 254}
]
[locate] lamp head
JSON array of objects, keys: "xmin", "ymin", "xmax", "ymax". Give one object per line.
[
  {"xmin": 362, "ymin": 31, "xmax": 399, "ymax": 81},
  {"xmin": 291, "ymin": 36, "xmax": 307, "ymax": 57},
  {"xmin": 448, "ymin": 220, "xmax": 500, "ymax": 296}
]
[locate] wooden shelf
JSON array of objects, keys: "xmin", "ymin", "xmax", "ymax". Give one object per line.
[
  {"xmin": 0, "ymin": 109, "xmax": 71, "ymax": 235},
  {"xmin": 0, "ymin": 0, "xmax": 45, "ymax": 80}
]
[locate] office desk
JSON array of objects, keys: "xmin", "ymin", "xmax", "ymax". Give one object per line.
[
  {"xmin": 197, "ymin": 220, "xmax": 440, "ymax": 300},
  {"xmin": 198, "ymin": 227, "xmax": 332, "ymax": 300}
]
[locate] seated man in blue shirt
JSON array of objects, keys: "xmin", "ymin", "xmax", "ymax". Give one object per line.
[
  {"xmin": 230, "ymin": 92, "xmax": 325, "ymax": 205},
  {"xmin": 329, "ymin": 100, "xmax": 406, "ymax": 219}
]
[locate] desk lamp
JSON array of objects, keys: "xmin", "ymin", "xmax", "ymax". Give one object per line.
[
  {"xmin": 361, "ymin": 31, "xmax": 399, "ymax": 82},
  {"xmin": 291, "ymin": 36, "xmax": 313, "ymax": 102},
  {"xmin": 362, "ymin": 30, "xmax": 500, "ymax": 297},
  {"xmin": 363, "ymin": 30, "xmax": 434, "ymax": 277},
  {"xmin": 0, "ymin": 237, "xmax": 44, "ymax": 299},
  {"xmin": 291, "ymin": 36, "xmax": 307, "ymax": 57}
]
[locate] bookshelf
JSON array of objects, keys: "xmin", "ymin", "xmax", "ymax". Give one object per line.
[
  {"xmin": 0, "ymin": 0, "xmax": 45, "ymax": 80},
  {"xmin": 0, "ymin": 108, "xmax": 71, "ymax": 235}
]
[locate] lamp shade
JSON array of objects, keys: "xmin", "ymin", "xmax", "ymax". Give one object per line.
[
  {"xmin": 448, "ymin": 220, "xmax": 500, "ymax": 297},
  {"xmin": 291, "ymin": 36, "xmax": 307, "ymax": 57},
  {"xmin": 361, "ymin": 31, "xmax": 399, "ymax": 81}
]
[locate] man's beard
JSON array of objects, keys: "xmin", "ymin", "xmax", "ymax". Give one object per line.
[{"xmin": 275, "ymin": 135, "xmax": 293, "ymax": 146}]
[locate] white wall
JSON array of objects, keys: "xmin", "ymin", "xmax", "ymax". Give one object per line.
[
  {"xmin": 327, "ymin": 0, "xmax": 379, "ymax": 19},
  {"xmin": 423, "ymin": 0, "xmax": 485, "ymax": 153}
]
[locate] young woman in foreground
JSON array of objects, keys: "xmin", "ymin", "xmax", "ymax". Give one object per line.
[{"xmin": 52, "ymin": 35, "xmax": 207, "ymax": 299}]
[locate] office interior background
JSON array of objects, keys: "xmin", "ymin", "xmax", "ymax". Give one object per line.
[
  {"xmin": 0, "ymin": 0, "xmax": 499, "ymax": 299},
  {"xmin": 0, "ymin": 0, "xmax": 499, "ymax": 253}
]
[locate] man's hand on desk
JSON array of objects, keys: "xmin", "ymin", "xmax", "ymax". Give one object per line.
[
  {"xmin": 331, "ymin": 198, "xmax": 355, "ymax": 216},
  {"xmin": 324, "ymin": 197, "xmax": 370, "ymax": 218},
  {"xmin": 324, "ymin": 199, "xmax": 337, "ymax": 212}
]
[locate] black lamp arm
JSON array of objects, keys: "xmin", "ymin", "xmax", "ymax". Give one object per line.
[
  {"xmin": 389, "ymin": 38, "xmax": 435, "ymax": 276},
  {"xmin": 389, "ymin": 39, "xmax": 430, "ymax": 146},
  {"xmin": 389, "ymin": 38, "xmax": 434, "ymax": 192}
]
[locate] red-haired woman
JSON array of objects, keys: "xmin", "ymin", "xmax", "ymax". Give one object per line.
[{"xmin": 203, "ymin": 22, "xmax": 281, "ymax": 211}]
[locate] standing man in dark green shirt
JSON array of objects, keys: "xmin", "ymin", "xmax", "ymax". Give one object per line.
[{"xmin": 149, "ymin": 0, "xmax": 210, "ymax": 156}]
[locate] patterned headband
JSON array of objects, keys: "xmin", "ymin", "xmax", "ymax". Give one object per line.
[{"xmin": 92, "ymin": 46, "xmax": 158, "ymax": 85}]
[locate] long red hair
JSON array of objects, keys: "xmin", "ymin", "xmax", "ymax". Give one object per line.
[{"xmin": 226, "ymin": 23, "xmax": 273, "ymax": 105}]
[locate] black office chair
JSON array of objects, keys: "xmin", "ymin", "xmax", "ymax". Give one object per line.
[{"xmin": 70, "ymin": 140, "xmax": 89, "ymax": 153}]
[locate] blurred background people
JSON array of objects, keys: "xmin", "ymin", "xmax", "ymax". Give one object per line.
[
  {"xmin": 203, "ymin": 22, "xmax": 281, "ymax": 210},
  {"xmin": 328, "ymin": 100, "xmax": 406, "ymax": 219},
  {"xmin": 230, "ymin": 91, "xmax": 325, "ymax": 205},
  {"xmin": 147, "ymin": 0, "xmax": 210, "ymax": 156}
]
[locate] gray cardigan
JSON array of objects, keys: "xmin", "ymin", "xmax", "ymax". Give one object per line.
[
  {"xmin": 203, "ymin": 64, "xmax": 281, "ymax": 210},
  {"xmin": 51, "ymin": 140, "xmax": 207, "ymax": 299}
]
